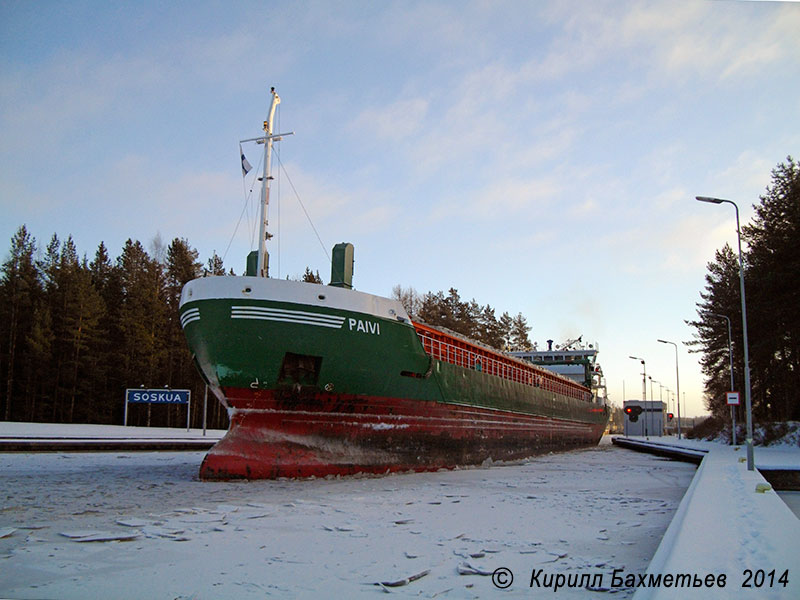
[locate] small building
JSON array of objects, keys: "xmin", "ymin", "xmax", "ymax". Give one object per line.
[{"xmin": 623, "ymin": 400, "xmax": 667, "ymax": 437}]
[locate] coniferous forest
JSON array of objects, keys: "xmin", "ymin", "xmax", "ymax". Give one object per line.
[
  {"xmin": 0, "ymin": 232, "xmax": 229, "ymax": 429},
  {"xmin": 687, "ymin": 156, "xmax": 800, "ymax": 423}
]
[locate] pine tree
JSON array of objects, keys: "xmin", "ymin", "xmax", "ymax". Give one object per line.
[
  {"xmin": 689, "ymin": 156, "xmax": 800, "ymax": 422},
  {"xmin": 479, "ymin": 306, "xmax": 504, "ymax": 350},
  {"xmin": 498, "ymin": 312, "xmax": 514, "ymax": 351},
  {"xmin": 117, "ymin": 239, "xmax": 168, "ymax": 425},
  {"xmin": 90, "ymin": 242, "xmax": 113, "ymax": 290},
  {"xmin": 91, "ymin": 242, "xmax": 123, "ymax": 423},
  {"xmin": 687, "ymin": 245, "xmax": 743, "ymax": 418},
  {"xmin": 167, "ymin": 239, "xmax": 202, "ymax": 293},
  {"xmin": 742, "ymin": 156, "xmax": 800, "ymax": 421},
  {"xmin": 301, "ymin": 267, "xmax": 323, "ymax": 284},
  {"xmin": 207, "ymin": 252, "xmax": 226, "ymax": 276},
  {"xmin": 509, "ymin": 313, "xmax": 533, "ymax": 351},
  {"xmin": 442, "ymin": 289, "xmax": 464, "ymax": 334},
  {"xmin": 165, "ymin": 238, "xmax": 202, "ymax": 426},
  {"xmin": 417, "ymin": 290, "xmax": 447, "ymax": 328},
  {"xmin": 62, "ymin": 258, "xmax": 105, "ymax": 422},
  {"xmin": 25, "ymin": 304, "xmax": 53, "ymax": 420},
  {"xmin": 1, "ymin": 226, "xmax": 41, "ymax": 420}
]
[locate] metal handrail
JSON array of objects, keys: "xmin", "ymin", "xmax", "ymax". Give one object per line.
[{"xmin": 416, "ymin": 331, "xmax": 591, "ymax": 402}]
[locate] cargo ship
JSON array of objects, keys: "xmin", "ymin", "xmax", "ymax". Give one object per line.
[{"xmin": 179, "ymin": 88, "xmax": 608, "ymax": 480}]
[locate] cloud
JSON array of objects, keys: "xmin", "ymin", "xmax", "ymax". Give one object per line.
[
  {"xmin": 534, "ymin": 0, "xmax": 799, "ymax": 85},
  {"xmin": 351, "ymin": 97, "xmax": 429, "ymax": 141},
  {"xmin": 658, "ymin": 214, "xmax": 740, "ymax": 273},
  {"xmin": 650, "ymin": 2, "xmax": 799, "ymax": 80},
  {"xmin": 429, "ymin": 176, "xmax": 561, "ymax": 223},
  {"xmin": 710, "ymin": 151, "xmax": 777, "ymax": 201},
  {"xmin": 595, "ymin": 205, "xmax": 738, "ymax": 279}
]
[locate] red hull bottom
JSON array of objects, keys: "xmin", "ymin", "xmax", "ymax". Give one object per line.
[{"xmin": 200, "ymin": 389, "xmax": 606, "ymax": 480}]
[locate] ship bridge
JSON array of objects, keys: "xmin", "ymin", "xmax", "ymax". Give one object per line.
[{"xmin": 510, "ymin": 339, "xmax": 606, "ymax": 405}]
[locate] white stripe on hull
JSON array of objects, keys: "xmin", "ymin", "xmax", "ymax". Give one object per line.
[
  {"xmin": 180, "ymin": 308, "xmax": 200, "ymax": 328},
  {"xmin": 230, "ymin": 305, "xmax": 346, "ymax": 329}
]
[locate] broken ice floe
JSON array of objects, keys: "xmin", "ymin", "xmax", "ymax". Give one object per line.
[
  {"xmin": 457, "ymin": 562, "xmax": 493, "ymax": 576},
  {"xmin": 375, "ymin": 569, "xmax": 430, "ymax": 587},
  {"xmin": 59, "ymin": 530, "xmax": 140, "ymax": 542},
  {"xmin": 115, "ymin": 518, "xmax": 149, "ymax": 527}
]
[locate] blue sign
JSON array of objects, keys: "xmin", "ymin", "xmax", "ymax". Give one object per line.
[{"xmin": 126, "ymin": 389, "xmax": 190, "ymax": 404}]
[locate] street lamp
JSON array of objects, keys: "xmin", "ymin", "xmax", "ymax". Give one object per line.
[
  {"xmin": 664, "ymin": 386, "xmax": 672, "ymax": 430},
  {"xmin": 629, "ymin": 356, "xmax": 646, "ymax": 400},
  {"xmin": 696, "ymin": 195, "xmax": 754, "ymax": 470},
  {"xmin": 649, "ymin": 377, "xmax": 660, "ymax": 436},
  {"xmin": 629, "ymin": 356, "xmax": 647, "ymax": 437},
  {"xmin": 710, "ymin": 312, "xmax": 736, "ymax": 445},
  {"xmin": 657, "ymin": 339, "xmax": 681, "ymax": 439}
]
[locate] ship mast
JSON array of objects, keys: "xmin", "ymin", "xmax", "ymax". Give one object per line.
[{"xmin": 241, "ymin": 87, "xmax": 293, "ymax": 278}]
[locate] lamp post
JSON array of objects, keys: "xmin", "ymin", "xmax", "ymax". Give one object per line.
[
  {"xmin": 696, "ymin": 196, "xmax": 754, "ymax": 470},
  {"xmin": 649, "ymin": 377, "xmax": 660, "ymax": 436},
  {"xmin": 710, "ymin": 312, "xmax": 736, "ymax": 445},
  {"xmin": 657, "ymin": 339, "xmax": 681, "ymax": 439},
  {"xmin": 629, "ymin": 356, "xmax": 647, "ymax": 437}
]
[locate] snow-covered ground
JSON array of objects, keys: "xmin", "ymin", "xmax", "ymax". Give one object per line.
[
  {"xmin": 0, "ymin": 433, "xmax": 695, "ymax": 599},
  {"xmin": 0, "ymin": 421, "xmax": 225, "ymax": 440}
]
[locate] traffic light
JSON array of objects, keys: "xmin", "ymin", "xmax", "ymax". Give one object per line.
[
  {"xmin": 667, "ymin": 413, "xmax": 674, "ymax": 422},
  {"xmin": 625, "ymin": 405, "xmax": 643, "ymax": 422}
]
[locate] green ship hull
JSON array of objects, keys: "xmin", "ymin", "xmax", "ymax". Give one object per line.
[{"xmin": 180, "ymin": 276, "xmax": 608, "ymax": 479}]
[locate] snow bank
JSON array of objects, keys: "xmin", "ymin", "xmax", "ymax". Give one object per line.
[{"xmin": 0, "ymin": 421, "xmax": 225, "ymax": 440}]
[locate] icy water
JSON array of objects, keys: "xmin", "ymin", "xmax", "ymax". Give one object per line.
[
  {"xmin": 778, "ymin": 491, "xmax": 800, "ymax": 519},
  {"xmin": 0, "ymin": 437, "xmax": 695, "ymax": 599}
]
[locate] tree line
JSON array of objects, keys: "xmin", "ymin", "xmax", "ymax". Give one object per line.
[
  {"xmin": 687, "ymin": 156, "xmax": 799, "ymax": 423},
  {"xmin": 0, "ymin": 228, "xmax": 229, "ymax": 429},
  {"xmin": 392, "ymin": 285, "xmax": 533, "ymax": 352}
]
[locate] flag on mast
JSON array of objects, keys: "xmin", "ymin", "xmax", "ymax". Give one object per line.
[{"xmin": 240, "ymin": 144, "xmax": 253, "ymax": 176}]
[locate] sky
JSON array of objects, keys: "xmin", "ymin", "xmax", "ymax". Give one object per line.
[{"xmin": 2, "ymin": 0, "xmax": 799, "ymax": 418}]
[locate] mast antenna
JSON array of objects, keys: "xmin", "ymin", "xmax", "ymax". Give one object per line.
[{"xmin": 240, "ymin": 87, "xmax": 294, "ymax": 277}]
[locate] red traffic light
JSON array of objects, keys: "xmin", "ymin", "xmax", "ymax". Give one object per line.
[
  {"xmin": 625, "ymin": 405, "xmax": 643, "ymax": 422},
  {"xmin": 667, "ymin": 413, "xmax": 674, "ymax": 421}
]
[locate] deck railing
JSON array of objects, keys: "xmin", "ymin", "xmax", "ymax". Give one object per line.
[{"xmin": 415, "ymin": 327, "xmax": 592, "ymax": 403}]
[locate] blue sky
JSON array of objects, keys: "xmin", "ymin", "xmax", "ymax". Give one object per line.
[{"xmin": 2, "ymin": 0, "xmax": 799, "ymax": 418}]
